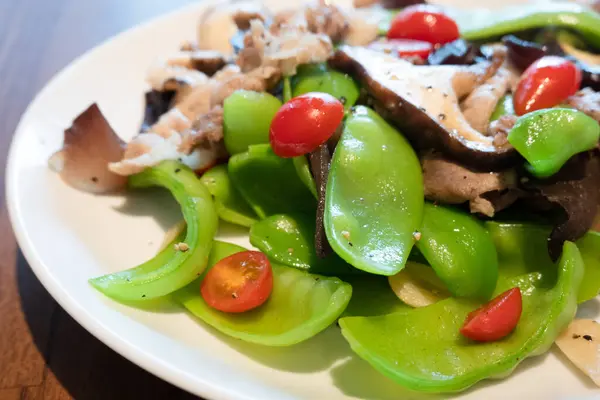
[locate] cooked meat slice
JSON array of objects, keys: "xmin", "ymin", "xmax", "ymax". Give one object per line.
[
  {"xmin": 461, "ymin": 67, "xmax": 513, "ymax": 133},
  {"xmin": 566, "ymin": 88, "xmax": 600, "ymax": 122},
  {"xmin": 344, "ymin": 7, "xmax": 385, "ymax": 46},
  {"xmin": 197, "ymin": 1, "xmax": 271, "ymax": 54},
  {"xmin": 305, "ymin": 0, "xmax": 349, "ymax": 43},
  {"xmin": 232, "ymin": 7, "xmax": 266, "ymax": 30},
  {"xmin": 146, "ymin": 64, "xmax": 208, "ymax": 92},
  {"xmin": 238, "ymin": 20, "xmax": 333, "ymax": 75},
  {"xmin": 330, "ymin": 46, "xmax": 517, "ymax": 170},
  {"xmin": 421, "ymin": 153, "xmax": 517, "ymax": 216},
  {"xmin": 180, "ymin": 106, "xmax": 224, "ymax": 154},
  {"xmin": 111, "ymin": 63, "xmax": 279, "ymax": 176},
  {"xmin": 49, "ymin": 104, "xmax": 127, "ymax": 193},
  {"xmin": 489, "ymin": 115, "xmax": 518, "ymax": 148}
]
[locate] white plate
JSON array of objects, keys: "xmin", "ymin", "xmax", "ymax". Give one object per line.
[{"xmin": 6, "ymin": 1, "xmax": 600, "ymax": 399}]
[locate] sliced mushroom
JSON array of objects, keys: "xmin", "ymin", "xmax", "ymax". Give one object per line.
[
  {"xmin": 141, "ymin": 90, "xmax": 175, "ymax": 132},
  {"xmin": 555, "ymin": 319, "xmax": 600, "ymax": 387},
  {"xmin": 329, "ymin": 46, "xmax": 518, "ymax": 170},
  {"xmin": 461, "ymin": 67, "xmax": 515, "ymax": 133},
  {"xmin": 49, "ymin": 104, "xmax": 127, "ymax": 194},
  {"xmin": 308, "ymin": 143, "xmax": 332, "ymax": 259},
  {"xmin": 521, "ymin": 152, "xmax": 600, "ymax": 261},
  {"xmin": 388, "ymin": 261, "xmax": 450, "ymax": 308}
]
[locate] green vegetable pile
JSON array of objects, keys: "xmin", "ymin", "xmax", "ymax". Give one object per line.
[{"xmin": 88, "ymin": 2, "xmax": 600, "ymax": 395}]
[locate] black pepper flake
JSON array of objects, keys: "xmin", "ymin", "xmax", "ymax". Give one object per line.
[
  {"xmin": 315, "ymin": 277, "xmax": 320, "ymax": 281},
  {"xmin": 584, "ymin": 335, "xmax": 593, "ymax": 341},
  {"xmin": 426, "ymin": 85, "xmax": 433, "ymax": 90},
  {"xmin": 91, "ymin": 176, "xmax": 99, "ymax": 183},
  {"xmin": 419, "ymin": 107, "xmax": 426, "ymax": 112},
  {"xmin": 126, "ymin": 278, "xmax": 131, "ymax": 282},
  {"xmin": 443, "ymin": 93, "xmax": 448, "ymax": 98},
  {"xmin": 349, "ymin": 242, "xmax": 354, "ymax": 247},
  {"xmin": 438, "ymin": 113, "xmax": 446, "ymax": 121},
  {"xmin": 175, "ymin": 168, "xmax": 181, "ymax": 173},
  {"xmin": 339, "ymin": 96, "xmax": 347, "ymax": 105},
  {"xmin": 463, "ymin": 176, "xmax": 467, "ymax": 180},
  {"xmin": 232, "ymin": 293, "xmax": 238, "ymax": 299},
  {"xmin": 573, "ymin": 334, "xmax": 581, "ymax": 339},
  {"xmin": 142, "ymin": 294, "xmax": 146, "ymax": 298}
]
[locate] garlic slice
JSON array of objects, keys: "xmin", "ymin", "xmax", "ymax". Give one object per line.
[
  {"xmin": 388, "ymin": 261, "xmax": 450, "ymax": 308},
  {"xmin": 555, "ymin": 319, "xmax": 600, "ymax": 387}
]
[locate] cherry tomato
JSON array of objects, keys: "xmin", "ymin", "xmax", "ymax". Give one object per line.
[
  {"xmin": 387, "ymin": 5, "xmax": 460, "ymax": 45},
  {"xmin": 368, "ymin": 39, "xmax": 433, "ymax": 59},
  {"xmin": 269, "ymin": 92, "xmax": 344, "ymax": 158},
  {"xmin": 514, "ymin": 56, "xmax": 582, "ymax": 116},
  {"xmin": 460, "ymin": 287, "xmax": 522, "ymax": 342},
  {"xmin": 201, "ymin": 251, "xmax": 273, "ymax": 313}
]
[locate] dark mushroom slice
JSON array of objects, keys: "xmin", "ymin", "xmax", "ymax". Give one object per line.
[
  {"xmin": 521, "ymin": 151, "xmax": 600, "ymax": 261},
  {"xmin": 329, "ymin": 46, "xmax": 518, "ymax": 170},
  {"xmin": 308, "ymin": 143, "xmax": 332, "ymax": 259},
  {"xmin": 428, "ymin": 39, "xmax": 482, "ymax": 66},
  {"xmin": 141, "ymin": 90, "xmax": 175, "ymax": 132},
  {"xmin": 381, "ymin": 0, "xmax": 426, "ymax": 8},
  {"xmin": 48, "ymin": 104, "xmax": 127, "ymax": 194}
]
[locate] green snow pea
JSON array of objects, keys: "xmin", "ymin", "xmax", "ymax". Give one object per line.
[
  {"xmin": 416, "ymin": 204, "xmax": 498, "ymax": 300},
  {"xmin": 249, "ymin": 213, "xmax": 360, "ymax": 276},
  {"xmin": 325, "ymin": 106, "xmax": 424, "ymax": 276},
  {"xmin": 228, "ymin": 144, "xmax": 316, "ymax": 219},
  {"xmin": 199, "ymin": 165, "xmax": 257, "ymax": 227},
  {"xmin": 293, "ymin": 64, "xmax": 360, "ymax": 110},
  {"xmin": 343, "ymin": 275, "xmax": 410, "ymax": 318},
  {"xmin": 487, "ymin": 222, "xmax": 600, "ymax": 304},
  {"xmin": 293, "ymin": 156, "xmax": 318, "ymax": 199},
  {"xmin": 173, "ymin": 241, "xmax": 352, "ymax": 346},
  {"xmin": 339, "ymin": 240, "xmax": 583, "ymax": 393},
  {"xmin": 490, "ymin": 94, "xmax": 514, "ymax": 122},
  {"xmin": 452, "ymin": 3, "xmax": 600, "ymax": 48},
  {"xmin": 508, "ymin": 108, "xmax": 599, "ymax": 178},
  {"xmin": 90, "ymin": 162, "xmax": 218, "ymax": 301},
  {"xmin": 223, "ymin": 90, "xmax": 282, "ymax": 155}
]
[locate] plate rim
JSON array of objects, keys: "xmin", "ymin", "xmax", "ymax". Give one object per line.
[{"xmin": 4, "ymin": 1, "xmax": 263, "ymax": 399}]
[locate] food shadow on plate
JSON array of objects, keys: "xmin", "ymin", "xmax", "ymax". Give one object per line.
[
  {"xmin": 194, "ymin": 321, "xmax": 351, "ymax": 373},
  {"xmin": 330, "ymin": 346, "xmax": 559, "ymax": 399},
  {"xmin": 112, "ymin": 187, "xmax": 182, "ymax": 231}
]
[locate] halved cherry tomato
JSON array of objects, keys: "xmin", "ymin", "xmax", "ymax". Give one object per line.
[
  {"xmin": 514, "ymin": 56, "xmax": 582, "ymax": 116},
  {"xmin": 368, "ymin": 39, "xmax": 433, "ymax": 59},
  {"xmin": 460, "ymin": 287, "xmax": 522, "ymax": 342},
  {"xmin": 201, "ymin": 251, "xmax": 273, "ymax": 313},
  {"xmin": 269, "ymin": 92, "xmax": 344, "ymax": 158},
  {"xmin": 387, "ymin": 5, "xmax": 460, "ymax": 45}
]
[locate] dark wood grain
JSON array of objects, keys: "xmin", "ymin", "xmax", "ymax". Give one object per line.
[{"xmin": 0, "ymin": 1, "xmax": 205, "ymax": 398}]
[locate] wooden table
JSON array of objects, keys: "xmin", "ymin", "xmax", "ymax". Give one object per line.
[{"xmin": 0, "ymin": 1, "xmax": 205, "ymax": 398}]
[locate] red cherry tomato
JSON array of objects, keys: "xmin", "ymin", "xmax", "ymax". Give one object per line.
[
  {"xmin": 368, "ymin": 39, "xmax": 433, "ymax": 59},
  {"xmin": 387, "ymin": 5, "xmax": 460, "ymax": 45},
  {"xmin": 514, "ymin": 56, "xmax": 582, "ymax": 116},
  {"xmin": 201, "ymin": 251, "xmax": 273, "ymax": 313},
  {"xmin": 269, "ymin": 92, "xmax": 344, "ymax": 158},
  {"xmin": 460, "ymin": 287, "xmax": 523, "ymax": 342}
]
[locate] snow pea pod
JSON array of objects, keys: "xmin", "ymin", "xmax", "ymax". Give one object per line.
[
  {"xmin": 452, "ymin": 3, "xmax": 600, "ymax": 48},
  {"xmin": 508, "ymin": 108, "xmax": 599, "ymax": 178},
  {"xmin": 199, "ymin": 165, "xmax": 257, "ymax": 227},
  {"xmin": 173, "ymin": 241, "xmax": 352, "ymax": 346},
  {"xmin": 228, "ymin": 144, "xmax": 316, "ymax": 219},
  {"xmin": 223, "ymin": 90, "xmax": 282, "ymax": 155},
  {"xmin": 416, "ymin": 203, "xmax": 498, "ymax": 300},
  {"xmin": 325, "ymin": 106, "xmax": 424, "ymax": 276},
  {"xmin": 487, "ymin": 222, "xmax": 600, "ymax": 304},
  {"xmin": 339, "ymin": 240, "xmax": 583, "ymax": 393},
  {"xmin": 293, "ymin": 64, "xmax": 359, "ymax": 110},
  {"xmin": 292, "ymin": 156, "xmax": 318, "ymax": 199},
  {"xmin": 249, "ymin": 213, "xmax": 360, "ymax": 276},
  {"xmin": 89, "ymin": 162, "xmax": 218, "ymax": 301}
]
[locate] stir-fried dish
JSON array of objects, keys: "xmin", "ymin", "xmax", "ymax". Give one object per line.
[{"xmin": 49, "ymin": 0, "xmax": 600, "ymax": 393}]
